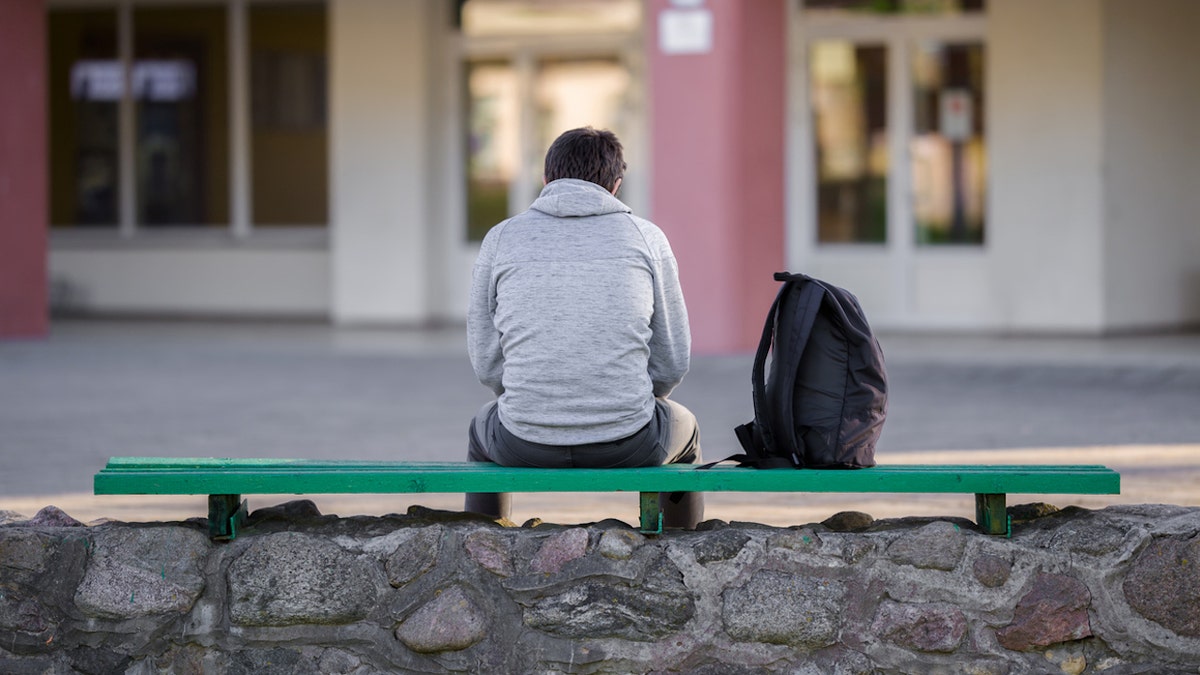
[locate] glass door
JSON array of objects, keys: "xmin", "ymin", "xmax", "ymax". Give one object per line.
[
  {"xmin": 464, "ymin": 54, "xmax": 639, "ymax": 242},
  {"xmin": 791, "ymin": 2, "xmax": 987, "ymax": 325},
  {"xmin": 910, "ymin": 41, "xmax": 986, "ymax": 245},
  {"xmin": 460, "ymin": 0, "xmax": 643, "ymax": 243},
  {"xmin": 810, "ymin": 41, "xmax": 889, "ymax": 244}
]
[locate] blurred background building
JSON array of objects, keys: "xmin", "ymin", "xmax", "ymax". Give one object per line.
[{"xmin": 2, "ymin": 0, "xmax": 1198, "ymax": 352}]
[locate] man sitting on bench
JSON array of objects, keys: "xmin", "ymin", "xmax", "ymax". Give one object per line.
[{"xmin": 465, "ymin": 126, "xmax": 704, "ymax": 528}]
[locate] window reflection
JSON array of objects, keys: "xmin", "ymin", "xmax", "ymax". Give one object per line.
[
  {"xmin": 49, "ymin": 10, "xmax": 118, "ymax": 227},
  {"xmin": 250, "ymin": 2, "xmax": 328, "ymax": 226},
  {"xmin": 534, "ymin": 58, "xmax": 631, "ymax": 187},
  {"xmin": 465, "ymin": 57, "xmax": 634, "ymax": 242},
  {"xmin": 466, "ymin": 62, "xmax": 519, "ymax": 242},
  {"xmin": 48, "ymin": 2, "xmax": 329, "ymax": 231},
  {"xmin": 803, "ymin": 0, "xmax": 985, "ymax": 15},
  {"xmin": 134, "ymin": 6, "xmax": 228, "ymax": 226},
  {"xmin": 811, "ymin": 42, "xmax": 888, "ymax": 244},
  {"xmin": 911, "ymin": 41, "xmax": 985, "ymax": 245}
]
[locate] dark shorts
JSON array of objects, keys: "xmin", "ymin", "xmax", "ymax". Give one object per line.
[{"xmin": 467, "ymin": 398, "xmax": 701, "ymax": 468}]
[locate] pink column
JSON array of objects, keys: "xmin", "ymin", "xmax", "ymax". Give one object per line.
[
  {"xmin": 0, "ymin": 0, "xmax": 49, "ymax": 338},
  {"xmin": 648, "ymin": 0, "xmax": 787, "ymax": 353}
]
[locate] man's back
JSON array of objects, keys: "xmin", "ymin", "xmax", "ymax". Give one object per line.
[
  {"xmin": 467, "ymin": 178, "xmax": 689, "ymax": 446},
  {"xmin": 465, "ymin": 126, "xmax": 702, "ymax": 528}
]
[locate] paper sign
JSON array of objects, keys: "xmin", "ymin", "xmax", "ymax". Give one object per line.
[
  {"xmin": 940, "ymin": 89, "xmax": 973, "ymax": 141},
  {"xmin": 659, "ymin": 9, "xmax": 713, "ymax": 55}
]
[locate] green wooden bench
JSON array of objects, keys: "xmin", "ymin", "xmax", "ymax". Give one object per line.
[{"xmin": 94, "ymin": 457, "xmax": 1120, "ymax": 540}]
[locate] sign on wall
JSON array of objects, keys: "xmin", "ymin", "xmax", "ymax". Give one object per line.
[{"xmin": 658, "ymin": 1, "xmax": 712, "ymax": 55}]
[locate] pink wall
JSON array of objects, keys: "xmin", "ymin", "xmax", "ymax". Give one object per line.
[
  {"xmin": 648, "ymin": 0, "xmax": 787, "ymax": 353},
  {"xmin": 0, "ymin": 0, "xmax": 49, "ymax": 337}
]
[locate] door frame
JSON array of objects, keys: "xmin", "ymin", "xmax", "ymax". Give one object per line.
[{"xmin": 787, "ymin": 5, "xmax": 988, "ymax": 326}]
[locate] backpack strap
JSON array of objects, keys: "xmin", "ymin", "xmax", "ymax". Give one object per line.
[
  {"xmin": 731, "ymin": 272, "xmax": 824, "ymax": 468},
  {"xmin": 767, "ymin": 273, "xmax": 825, "ymax": 467},
  {"xmin": 736, "ymin": 278, "xmax": 786, "ymax": 461},
  {"xmin": 799, "ymin": 276, "xmax": 874, "ymax": 344},
  {"xmin": 699, "ymin": 453, "xmax": 797, "ymax": 470}
]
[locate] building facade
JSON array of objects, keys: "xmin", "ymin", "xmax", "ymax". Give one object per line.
[{"xmin": 2, "ymin": 0, "xmax": 1198, "ymax": 351}]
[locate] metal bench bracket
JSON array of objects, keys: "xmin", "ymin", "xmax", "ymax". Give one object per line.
[
  {"xmin": 208, "ymin": 494, "xmax": 247, "ymax": 541},
  {"xmin": 975, "ymin": 493, "xmax": 1008, "ymax": 536},
  {"xmin": 639, "ymin": 492, "xmax": 663, "ymax": 535}
]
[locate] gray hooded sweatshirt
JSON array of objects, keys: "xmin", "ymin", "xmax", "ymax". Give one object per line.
[{"xmin": 467, "ymin": 178, "xmax": 691, "ymax": 445}]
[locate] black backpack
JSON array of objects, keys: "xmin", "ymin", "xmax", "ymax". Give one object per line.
[{"xmin": 730, "ymin": 272, "xmax": 887, "ymax": 469}]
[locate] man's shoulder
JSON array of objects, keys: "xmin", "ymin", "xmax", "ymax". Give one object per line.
[
  {"xmin": 478, "ymin": 215, "xmax": 523, "ymax": 252},
  {"xmin": 621, "ymin": 213, "xmax": 674, "ymax": 257}
]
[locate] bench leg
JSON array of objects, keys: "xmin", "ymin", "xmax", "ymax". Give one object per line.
[
  {"xmin": 208, "ymin": 494, "xmax": 247, "ymax": 541},
  {"xmin": 975, "ymin": 493, "xmax": 1010, "ymax": 536},
  {"xmin": 639, "ymin": 492, "xmax": 663, "ymax": 535}
]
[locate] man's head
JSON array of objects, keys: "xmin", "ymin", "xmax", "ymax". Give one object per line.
[{"xmin": 543, "ymin": 127, "xmax": 626, "ymax": 194}]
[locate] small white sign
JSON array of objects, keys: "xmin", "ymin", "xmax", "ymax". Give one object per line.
[
  {"xmin": 659, "ymin": 8, "xmax": 713, "ymax": 55},
  {"xmin": 940, "ymin": 89, "xmax": 973, "ymax": 141}
]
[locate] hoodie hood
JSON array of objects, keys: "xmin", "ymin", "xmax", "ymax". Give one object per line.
[{"xmin": 529, "ymin": 178, "xmax": 631, "ymax": 218}]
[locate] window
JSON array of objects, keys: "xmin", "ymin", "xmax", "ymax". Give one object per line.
[
  {"xmin": 799, "ymin": 1, "xmax": 986, "ymax": 248},
  {"xmin": 911, "ymin": 41, "xmax": 985, "ymax": 244},
  {"xmin": 249, "ymin": 3, "xmax": 328, "ymax": 226},
  {"xmin": 49, "ymin": 10, "xmax": 118, "ymax": 227},
  {"xmin": 47, "ymin": 1, "xmax": 329, "ymax": 232},
  {"xmin": 803, "ymin": 0, "xmax": 985, "ymax": 16},
  {"xmin": 466, "ymin": 61, "xmax": 519, "ymax": 242},
  {"xmin": 811, "ymin": 42, "xmax": 888, "ymax": 244},
  {"xmin": 133, "ymin": 6, "xmax": 228, "ymax": 226}
]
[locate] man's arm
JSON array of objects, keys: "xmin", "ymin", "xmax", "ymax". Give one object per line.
[
  {"xmin": 467, "ymin": 229, "xmax": 505, "ymax": 396},
  {"xmin": 647, "ymin": 253, "xmax": 691, "ymax": 398}
]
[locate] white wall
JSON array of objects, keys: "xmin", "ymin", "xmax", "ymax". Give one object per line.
[
  {"xmin": 1101, "ymin": 0, "xmax": 1200, "ymax": 330},
  {"xmin": 423, "ymin": 1, "xmax": 471, "ymax": 325},
  {"xmin": 330, "ymin": 0, "xmax": 438, "ymax": 324},
  {"xmin": 49, "ymin": 247, "xmax": 329, "ymax": 316},
  {"xmin": 987, "ymin": 0, "xmax": 1106, "ymax": 332}
]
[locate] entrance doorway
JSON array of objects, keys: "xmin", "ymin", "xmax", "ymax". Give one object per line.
[
  {"xmin": 790, "ymin": 2, "xmax": 988, "ymax": 327},
  {"xmin": 459, "ymin": 0, "xmax": 645, "ymax": 244}
]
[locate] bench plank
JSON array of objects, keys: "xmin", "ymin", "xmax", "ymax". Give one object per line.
[
  {"xmin": 94, "ymin": 458, "xmax": 1120, "ymax": 539},
  {"xmin": 95, "ymin": 459, "xmax": 1120, "ymax": 496}
]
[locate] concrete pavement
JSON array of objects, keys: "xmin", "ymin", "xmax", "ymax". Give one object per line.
[{"xmin": 2, "ymin": 319, "xmax": 1198, "ymax": 526}]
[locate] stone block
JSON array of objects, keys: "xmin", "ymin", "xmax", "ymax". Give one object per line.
[
  {"xmin": 26, "ymin": 506, "xmax": 83, "ymax": 528},
  {"xmin": 529, "ymin": 528, "xmax": 588, "ymax": 574},
  {"xmin": 74, "ymin": 526, "xmax": 208, "ymax": 620},
  {"xmin": 722, "ymin": 570, "xmax": 843, "ymax": 649},
  {"xmin": 385, "ymin": 526, "xmax": 442, "ymax": 587},
  {"xmin": 520, "ymin": 555, "xmax": 693, "ymax": 641},
  {"xmin": 823, "ymin": 511, "xmax": 874, "ymax": 532},
  {"xmin": 228, "ymin": 532, "xmax": 379, "ymax": 626},
  {"xmin": 464, "ymin": 529, "xmax": 514, "ymax": 577},
  {"xmin": 871, "ymin": 600, "xmax": 967, "ymax": 653},
  {"xmin": 66, "ymin": 646, "xmax": 133, "ymax": 675},
  {"xmin": 0, "ymin": 530, "xmax": 89, "ymax": 646},
  {"xmin": 1123, "ymin": 534, "xmax": 1200, "ymax": 637},
  {"xmin": 972, "ymin": 554, "xmax": 1012, "ymax": 588},
  {"xmin": 769, "ymin": 528, "xmax": 821, "ymax": 552},
  {"xmin": 598, "ymin": 529, "xmax": 645, "ymax": 560},
  {"xmin": 0, "ymin": 529, "xmax": 54, "ymax": 574},
  {"xmin": 395, "ymin": 585, "xmax": 488, "ymax": 653},
  {"xmin": 694, "ymin": 529, "xmax": 751, "ymax": 564},
  {"xmin": 996, "ymin": 573, "xmax": 1092, "ymax": 651},
  {"xmin": 886, "ymin": 521, "xmax": 967, "ymax": 571}
]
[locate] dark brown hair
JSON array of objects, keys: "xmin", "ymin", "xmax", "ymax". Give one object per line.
[{"xmin": 543, "ymin": 127, "xmax": 626, "ymax": 192}]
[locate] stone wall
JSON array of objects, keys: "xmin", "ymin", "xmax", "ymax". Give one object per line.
[{"xmin": 2, "ymin": 502, "xmax": 1200, "ymax": 674}]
